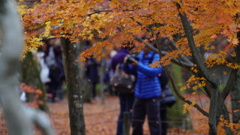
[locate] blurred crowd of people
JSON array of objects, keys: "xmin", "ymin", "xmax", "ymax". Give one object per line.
[
  {"xmin": 33, "ymin": 37, "xmax": 175, "ymax": 135},
  {"xmin": 34, "ymin": 39, "xmax": 65, "ymax": 103},
  {"xmin": 85, "ymin": 37, "xmax": 176, "ymax": 135}
]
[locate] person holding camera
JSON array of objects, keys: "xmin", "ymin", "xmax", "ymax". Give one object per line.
[
  {"xmin": 123, "ymin": 45, "xmax": 162, "ymax": 135},
  {"xmin": 111, "ymin": 42, "xmax": 135, "ymax": 135}
]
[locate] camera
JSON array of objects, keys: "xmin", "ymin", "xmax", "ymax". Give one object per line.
[{"xmin": 126, "ymin": 54, "xmax": 138, "ymax": 64}]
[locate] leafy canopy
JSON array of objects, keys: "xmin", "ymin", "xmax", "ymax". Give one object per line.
[{"xmin": 20, "ymin": 0, "xmax": 240, "ymax": 131}]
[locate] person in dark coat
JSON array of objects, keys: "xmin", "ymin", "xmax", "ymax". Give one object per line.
[
  {"xmin": 53, "ymin": 45, "xmax": 65, "ymax": 101},
  {"xmin": 111, "ymin": 42, "xmax": 135, "ymax": 135},
  {"xmin": 44, "ymin": 40, "xmax": 64, "ymax": 103},
  {"xmin": 85, "ymin": 56, "xmax": 100, "ymax": 99},
  {"xmin": 83, "ymin": 40, "xmax": 100, "ymax": 100}
]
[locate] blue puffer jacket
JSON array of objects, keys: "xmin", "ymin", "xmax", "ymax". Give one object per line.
[{"xmin": 123, "ymin": 51, "xmax": 162, "ymax": 99}]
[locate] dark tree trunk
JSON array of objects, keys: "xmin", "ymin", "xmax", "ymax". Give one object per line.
[
  {"xmin": 216, "ymin": 101, "xmax": 231, "ymax": 134},
  {"xmin": 176, "ymin": 4, "xmax": 219, "ymax": 134},
  {"xmin": 99, "ymin": 48, "xmax": 106, "ymax": 104},
  {"xmin": 231, "ymin": 32, "xmax": 240, "ymax": 125},
  {"xmin": 21, "ymin": 52, "xmax": 48, "ymax": 111},
  {"xmin": 231, "ymin": 71, "xmax": 240, "ymax": 123},
  {"xmin": 61, "ymin": 38, "xmax": 86, "ymax": 135}
]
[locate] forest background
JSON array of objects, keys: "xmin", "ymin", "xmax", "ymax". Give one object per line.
[{"xmin": 0, "ymin": 0, "xmax": 240, "ymax": 135}]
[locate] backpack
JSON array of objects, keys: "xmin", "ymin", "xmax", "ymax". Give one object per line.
[
  {"xmin": 149, "ymin": 53, "xmax": 176, "ymax": 107},
  {"xmin": 110, "ymin": 64, "xmax": 135, "ymax": 94}
]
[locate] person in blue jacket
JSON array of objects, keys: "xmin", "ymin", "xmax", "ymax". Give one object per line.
[{"xmin": 123, "ymin": 45, "xmax": 162, "ymax": 135}]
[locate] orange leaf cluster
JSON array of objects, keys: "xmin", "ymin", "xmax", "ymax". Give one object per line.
[
  {"xmin": 20, "ymin": 83, "xmax": 43, "ymax": 108},
  {"xmin": 19, "ymin": 0, "xmax": 239, "ymax": 71},
  {"xmin": 180, "ymin": 75, "xmax": 206, "ymax": 91},
  {"xmin": 20, "ymin": 83, "xmax": 42, "ymax": 95},
  {"xmin": 217, "ymin": 115, "xmax": 240, "ymax": 135}
]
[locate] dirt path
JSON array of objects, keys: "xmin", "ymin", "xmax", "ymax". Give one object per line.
[
  {"xmin": 48, "ymin": 96, "xmax": 198, "ymax": 135},
  {"xmin": 0, "ymin": 95, "xmax": 221, "ymax": 135}
]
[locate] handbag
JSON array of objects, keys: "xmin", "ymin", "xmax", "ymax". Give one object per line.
[
  {"xmin": 110, "ymin": 64, "xmax": 135, "ymax": 94},
  {"xmin": 160, "ymin": 85, "xmax": 176, "ymax": 108}
]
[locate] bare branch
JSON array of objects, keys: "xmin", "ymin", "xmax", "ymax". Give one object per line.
[{"xmin": 176, "ymin": 2, "xmax": 218, "ymax": 134}]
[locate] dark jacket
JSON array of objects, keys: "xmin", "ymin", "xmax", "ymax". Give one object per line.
[
  {"xmin": 85, "ymin": 57, "xmax": 99, "ymax": 83},
  {"xmin": 123, "ymin": 51, "xmax": 162, "ymax": 99}
]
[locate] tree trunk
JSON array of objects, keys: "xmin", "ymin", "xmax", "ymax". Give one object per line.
[
  {"xmin": 177, "ymin": 4, "xmax": 219, "ymax": 134},
  {"xmin": 61, "ymin": 38, "xmax": 86, "ymax": 135},
  {"xmin": 216, "ymin": 101, "xmax": 231, "ymax": 134},
  {"xmin": 21, "ymin": 52, "xmax": 48, "ymax": 111},
  {"xmin": 231, "ymin": 69, "xmax": 240, "ymax": 124},
  {"xmin": 230, "ymin": 31, "xmax": 240, "ymax": 127},
  {"xmin": 230, "ymin": 32, "xmax": 240, "ymax": 123},
  {"xmin": 231, "ymin": 70, "xmax": 240, "ymax": 125},
  {"xmin": 99, "ymin": 48, "xmax": 106, "ymax": 104}
]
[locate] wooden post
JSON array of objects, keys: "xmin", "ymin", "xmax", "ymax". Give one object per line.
[{"xmin": 123, "ymin": 112, "xmax": 130, "ymax": 135}]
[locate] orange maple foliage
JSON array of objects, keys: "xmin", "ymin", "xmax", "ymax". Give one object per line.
[
  {"xmin": 19, "ymin": 0, "xmax": 239, "ymax": 67},
  {"xmin": 20, "ymin": 83, "xmax": 44, "ymax": 108},
  {"xmin": 18, "ymin": 0, "xmax": 240, "ymax": 134}
]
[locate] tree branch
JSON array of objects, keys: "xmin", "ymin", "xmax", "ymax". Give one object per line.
[
  {"xmin": 134, "ymin": 35, "xmax": 194, "ymax": 68},
  {"xmin": 155, "ymin": 42, "xmax": 209, "ymax": 117},
  {"xmin": 176, "ymin": 2, "xmax": 219, "ymax": 134},
  {"xmin": 176, "ymin": 3, "xmax": 219, "ymax": 88},
  {"xmin": 220, "ymin": 69, "xmax": 238, "ymax": 103}
]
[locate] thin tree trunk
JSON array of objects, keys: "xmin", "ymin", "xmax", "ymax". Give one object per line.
[
  {"xmin": 176, "ymin": 3, "xmax": 219, "ymax": 134},
  {"xmin": 231, "ymin": 71, "xmax": 240, "ymax": 123},
  {"xmin": 216, "ymin": 69, "xmax": 238, "ymax": 135},
  {"xmin": 61, "ymin": 38, "xmax": 86, "ymax": 135},
  {"xmin": 216, "ymin": 101, "xmax": 231, "ymax": 134},
  {"xmin": 231, "ymin": 33, "xmax": 240, "ymax": 124},
  {"xmin": 100, "ymin": 48, "xmax": 106, "ymax": 104}
]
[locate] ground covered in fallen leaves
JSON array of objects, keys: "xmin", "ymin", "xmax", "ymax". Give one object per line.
[
  {"xmin": 48, "ymin": 96, "xmax": 201, "ymax": 135},
  {"xmin": 1, "ymin": 95, "xmax": 230, "ymax": 135}
]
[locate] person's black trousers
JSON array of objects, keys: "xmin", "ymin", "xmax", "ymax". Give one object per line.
[
  {"xmin": 160, "ymin": 108, "xmax": 167, "ymax": 135},
  {"xmin": 116, "ymin": 93, "xmax": 135, "ymax": 135},
  {"xmin": 132, "ymin": 97, "xmax": 161, "ymax": 135}
]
